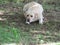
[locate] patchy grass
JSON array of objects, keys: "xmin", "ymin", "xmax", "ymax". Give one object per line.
[
  {"xmin": 0, "ymin": 22, "xmax": 32, "ymax": 44},
  {"xmin": 0, "ymin": 0, "xmax": 60, "ymax": 45},
  {"xmin": 0, "ymin": 23, "xmax": 21, "ymax": 43}
]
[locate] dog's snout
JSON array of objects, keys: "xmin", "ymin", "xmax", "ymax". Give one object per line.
[{"xmin": 27, "ymin": 19, "xmax": 30, "ymax": 22}]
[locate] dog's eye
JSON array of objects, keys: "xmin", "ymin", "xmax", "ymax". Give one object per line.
[
  {"xmin": 31, "ymin": 15, "xmax": 33, "ymax": 17},
  {"xmin": 27, "ymin": 15, "xmax": 29, "ymax": 17}
]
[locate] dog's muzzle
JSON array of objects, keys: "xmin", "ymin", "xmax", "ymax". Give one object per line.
[
  {"xmin": 26, "ymin": 19, "xmax": 30, "ymax": 24},
  {"xmin": 27, "ymin": 19, "xmax": 30, "ymax": 22}
]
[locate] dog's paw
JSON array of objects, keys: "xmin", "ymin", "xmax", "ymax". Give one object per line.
[{"xmin": 26, "ymin": 22, "xmax": 30, "ymax": 24}]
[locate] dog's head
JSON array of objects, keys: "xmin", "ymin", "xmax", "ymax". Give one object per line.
[{"xmin": 24, "ymin": 11, "xmax": 35, "ymax": 24}]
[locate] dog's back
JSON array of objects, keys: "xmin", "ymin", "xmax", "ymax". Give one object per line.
[{"xmin": 23, "ymin": 2, "xmax": 43, "ymax": 13}]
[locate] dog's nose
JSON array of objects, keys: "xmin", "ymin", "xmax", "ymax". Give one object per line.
[{"xmin": 27, "ymin": 19, "xmax": 30, "ymax": 22}]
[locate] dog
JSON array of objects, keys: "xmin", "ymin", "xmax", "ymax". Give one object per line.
[{"xmin": 23, "ymin": 2, "xmax": 44, "ymax": 24}]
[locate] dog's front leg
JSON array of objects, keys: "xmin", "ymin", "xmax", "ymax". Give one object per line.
[{"xmin": 39, "ymin": 15, "xmax": 44, "ymax": 24}]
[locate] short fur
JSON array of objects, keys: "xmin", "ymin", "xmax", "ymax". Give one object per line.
[{"xmin": 23, "ymin": 2, "xmax": 44, "ymax": 24}]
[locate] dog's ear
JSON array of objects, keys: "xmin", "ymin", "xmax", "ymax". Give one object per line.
[{"xmin": 35, "ymin": 13, "xmax": 38, "ymax": 18}]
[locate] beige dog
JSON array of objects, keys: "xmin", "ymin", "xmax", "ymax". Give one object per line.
[{"xmin": 23, "ymin": 2, "xmax": 44, "ymax": 24}]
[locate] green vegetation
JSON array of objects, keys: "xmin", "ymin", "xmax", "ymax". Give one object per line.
[
  {"xmin": 0, "ymin": 23, "xmax": 20, "ymax": 43},
  {"xmin": 0, "ymin": 0, "xmax": 60, "ymax": 45},
  {"xmin": 0, "ymin": 22, "xmax": 33, "ymax": 45}
]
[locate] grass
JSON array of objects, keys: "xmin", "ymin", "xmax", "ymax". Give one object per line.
[
  {"xmin": 0, "ymin": 23, "xmax": 21, "ymax": 43},
  {"xmin": 0, "ymin": 22, "xmax": 32, "ymax": 44},
  {"xmin": 0, "ymin": 0, "xmax": 60, "ymax": 45}
]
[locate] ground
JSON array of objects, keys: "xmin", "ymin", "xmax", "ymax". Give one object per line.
[{"xmin": 0, "ymin": 0, "xmax": 60, "ymax": 45}]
